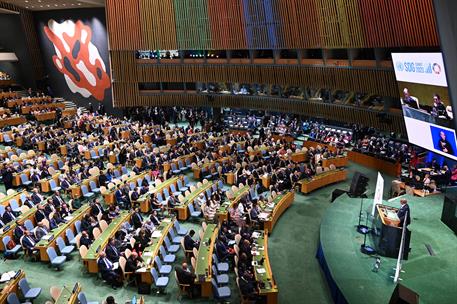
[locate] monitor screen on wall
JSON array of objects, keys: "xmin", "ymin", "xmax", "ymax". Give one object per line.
[{"xmin": 392, "ymin": 52, "xmax": 456, "ymax": 160}]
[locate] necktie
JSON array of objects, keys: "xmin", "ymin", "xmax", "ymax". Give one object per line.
[
  {"xmin": 104, "ymin": 258, "xmax": 112, "ymax": 269},
  {"xmin": 28, "ymin": 236, "xmax": 35, "ymax": 246}
]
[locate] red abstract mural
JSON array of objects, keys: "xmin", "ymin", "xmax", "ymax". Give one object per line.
[{"xmin": 44, "ymin": 19, "xmax": 110, "ymax": 101}]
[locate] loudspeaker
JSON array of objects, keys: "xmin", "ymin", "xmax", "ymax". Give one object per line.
[
  {"xmin": 349, "ymin": 172, "xmax": 369, "ymax": 197},
  {"xmin": 389, "ymin": 284, "xmax": 419, "ymax": 304},
  {"xmin": 331, "ymin": 189, "xmax": 347, "ymax": 202},
  {"xmin": 441, "ymin": 194, "xmax": 457, "ymax": 234}
]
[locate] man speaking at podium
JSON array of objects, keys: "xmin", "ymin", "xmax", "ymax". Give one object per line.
[{"xmin": 397, "ymin": 199, "xmax": 411, "ymax": 227}]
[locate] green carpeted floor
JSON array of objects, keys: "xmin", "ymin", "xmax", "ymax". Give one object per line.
[
  {"xmin": 0, "ymin": 162, "xmax": 396, "ymax": 303},
  {"xmin": 320, "ymin": 190, "xmax": 457, "ymax": 304}
]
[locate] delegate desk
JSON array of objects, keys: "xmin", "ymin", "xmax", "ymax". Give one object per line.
[
  {"xmin": 0, "ymin": 190, "xmax": 27, "ymax": 207},
  {"xmin": 83, "ymin": 211, "xmax": 133, "ymax": 273},
  {"xmin": 12, "ymin": 168, "xmax": 31, "ymax": 187},
  {"xmin": 137, "ymin": 219, "xmax": 174, "ymax": 284},
  {"xmin": 195, "ymin": 223, "xmax": 218, "ymax": 297},
  {"xmin": 252, "ymin": 231, "xmax": 278, "ymax": 304},
  {"xmin": 54, "ymin": 283, "xmax": 81, "ymax": 304},
  {"xmin": 321, "ymin": 156, "xmax": 348, "ymax": 168},
  {"xmin": 174, "ymin": 181, "xmax": 214, "ymax": 220},
  {"xmin": 302, "ymin": 140, "xmax": 337, "ymax": 153},
  {"xmin": 35, "ymin": 112, "xmax": 56, "ymax": 121},
  {"xmin": 101, "ymin": 167, "xmax": 140, "ymax": 204},
  {"xmin": 224, "ymin": 172, "xmax": 236, "ymax": 185},
  {"xmin": 217, "ymin": 185, "xmax": 250, "ymax": 223},
  {"xmin": 162, "ymin": 153, "xmax": 195, "ymax": 173},
  {"xmin": 272, "ymin": 134, "xmax": 295, "ymax": 143},
  {"xmin": 398, "ymin": 181, "xmax": 442, "ymax": 198},
  {"xmin": 69, "ymin": 175, "xmax": 99, "ymax": 199},
  {"xmin": 299, "ymin": 169, "xmax": 347, "ymax": 194},
  {"xmin": 40, "ymin": 173, "xmax": 61, "ymax": 193},
  {"xmin": 193, "ymin": 156, "xmax": 232, "ymax": 180},
  {"xmin": 35, "ymin": 204, "xmax": 91, "ymax": 261},
  {"xmin": 21, "ymin": 103, "xmax": 65, "ymax": 114},
  {"xmin": 0, "ymin": 270, "xmax": 25, "ymax": 303},
  {"xmin": 0, "ymin": 116, "xmax": 27, "ymax": 127},
  {"xmin": 291, "ymin": 151, "xmax": 308, "ymax": 163},
  {"xmin": 348, "ymin": 150, "xmax": 401, "ymax": 177},
  {"xmin": 258, "ymin": 191, "xmax": 295, "ymax": 233},
  {"xmin": 136, "ymin": 176, "xmax": 181, "ymax": 213},
  {"xmin": 0, "ymin": 202, "xmax": 43, "ymax": 251}
]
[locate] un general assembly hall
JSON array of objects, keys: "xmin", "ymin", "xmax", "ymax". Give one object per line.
[{"xmin": 0, "ymin": 0, "xmax": 456, "ymax": 303}]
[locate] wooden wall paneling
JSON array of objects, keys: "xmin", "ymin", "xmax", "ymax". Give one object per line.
[
  {"xmin": 134, "ymin": 63, "xmax": 398, "ymax": 98},
  {"xmin": 0, "ymin": 2, "xmax": 45, "ymax": 80}
]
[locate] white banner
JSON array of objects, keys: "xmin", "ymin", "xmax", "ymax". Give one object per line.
[
  {"xmin": 392, "ymin": 52, "xmax": 448, "ymax": 87},
  {"xmin": 372, "ymin": 172, "xmax": 384, "ymax": 216}
]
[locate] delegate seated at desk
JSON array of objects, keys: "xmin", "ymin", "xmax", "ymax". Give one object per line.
[{"xmin": 97, "ymin": 251, "xmax": 122, "ymax": 289}]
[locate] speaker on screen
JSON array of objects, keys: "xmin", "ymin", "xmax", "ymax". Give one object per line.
[{"xmin": 349, "ymin": 172, "xmax": 369, "ymax": 197}]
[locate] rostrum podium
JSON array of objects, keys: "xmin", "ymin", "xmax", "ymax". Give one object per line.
[{"xmin": 372, "ymin": 204, "xmax": 411, "ymax": 259}]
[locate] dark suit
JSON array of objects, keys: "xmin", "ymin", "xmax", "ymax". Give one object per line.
[
  {"xmin": 97, "ymin": 257, "xmax": 120, "ymax": 285},
  {"xmin": 90, "ymin": 204, "xmax": 104, "ymax": 217},
  {"xmin": 2, "ymin": 211, "xmax": 15, "ymax": 224},
  {"xmin": 22, "ymin": 235, "xmax": 36, "ymax": 252},
  {"xmin": 184, "ymin": 235, "xmax": 198, "ymax": 250},
  {"xmin": 35, "ymin": 210, "xmax": 46, "ymax": 223},
  {"xmin": 13, "ymin": 226, "xmax": 25, "ymax": 242},
  {"xmin": 23, "ymin": 199, "xmax": 35, "ymax": 209},
  {"xmin": 239, "ymin": 276, "xmax": 256, "ymax": 296},
  {"xmin": 31, "ymin": 193, "xmax": 44, "ymax": 204},
  {"xmin": 80, "ymin": 236, "xmax": 92, "ymax": 248},
  {"xmin": 125, "ymin": 256, "xmax": 140, "ymax": 272},
  {"xmin": 106, "ymin": 244, "xmax": 120, "ymax": 262},
  {"xmin": 52, "ymin": 195, "xmax": 65, "ymax": 208},
  {"xmin": 132, "ymin": 212, "xmax": 143, "ymax": 229},
  {"xmin": 397, "ymin": 204, "xmax": 411, "ymax": 227},
  {"xmin": 150, "ymin": 215, "xmax": 160, "ymax": 226},
  {"xmin": 175, "ymin": 266, "xmax": 196, "ymax": 285},
  {"xmin": 60, "ymin": 179, "xmax": 71, "ymax": 190}
]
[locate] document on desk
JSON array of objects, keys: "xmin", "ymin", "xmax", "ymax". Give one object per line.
[
  {"xmin": 256, "ymin": 268, "xmax": 266, "ymax": 274},
  {"xmin": 258, "ymin": 212, "xmax": 270, "ymax": 220},
  {"xmin": 0, "ymin": 271, "xmax": 16, "ymax": 283},
  {"xmin": 42, "ymin": 234, "xmax": 53, "ymax": 241},
  {"xmin": 151, "ymin": 230, "xmax": 162, "ymax": 238},
  {"xmin": 252, "ymin": 231, "xmax": 261, "ymax": 238}
]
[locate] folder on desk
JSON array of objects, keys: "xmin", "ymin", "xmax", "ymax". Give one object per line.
[
  {"xmin": 42, "ymin": 234, "xmax": 53, "ymax": 241},
  {"xmin": 252, "ymin": 231, "xmax": 261, "ymax": 238},
  {"xmin": 151, "ymin": 230, "xmax": 162, "ymax": 238},
  {"xmin": 258, "ymin": 213, "xmax": 269, "ymax": 220},
  {"xmin": 0, "ymin": 271, "xmax": 16, "ymax": 283}
]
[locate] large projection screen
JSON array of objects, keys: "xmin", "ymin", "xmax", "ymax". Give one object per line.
[{"xmin": 392, "ymin": 52, "xmax": 457, "ymax": 160}]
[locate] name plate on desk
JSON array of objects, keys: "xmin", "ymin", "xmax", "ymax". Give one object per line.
[{"xmin": 198, "ymin": 274, "xmax": 206, "ymax": 283}]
